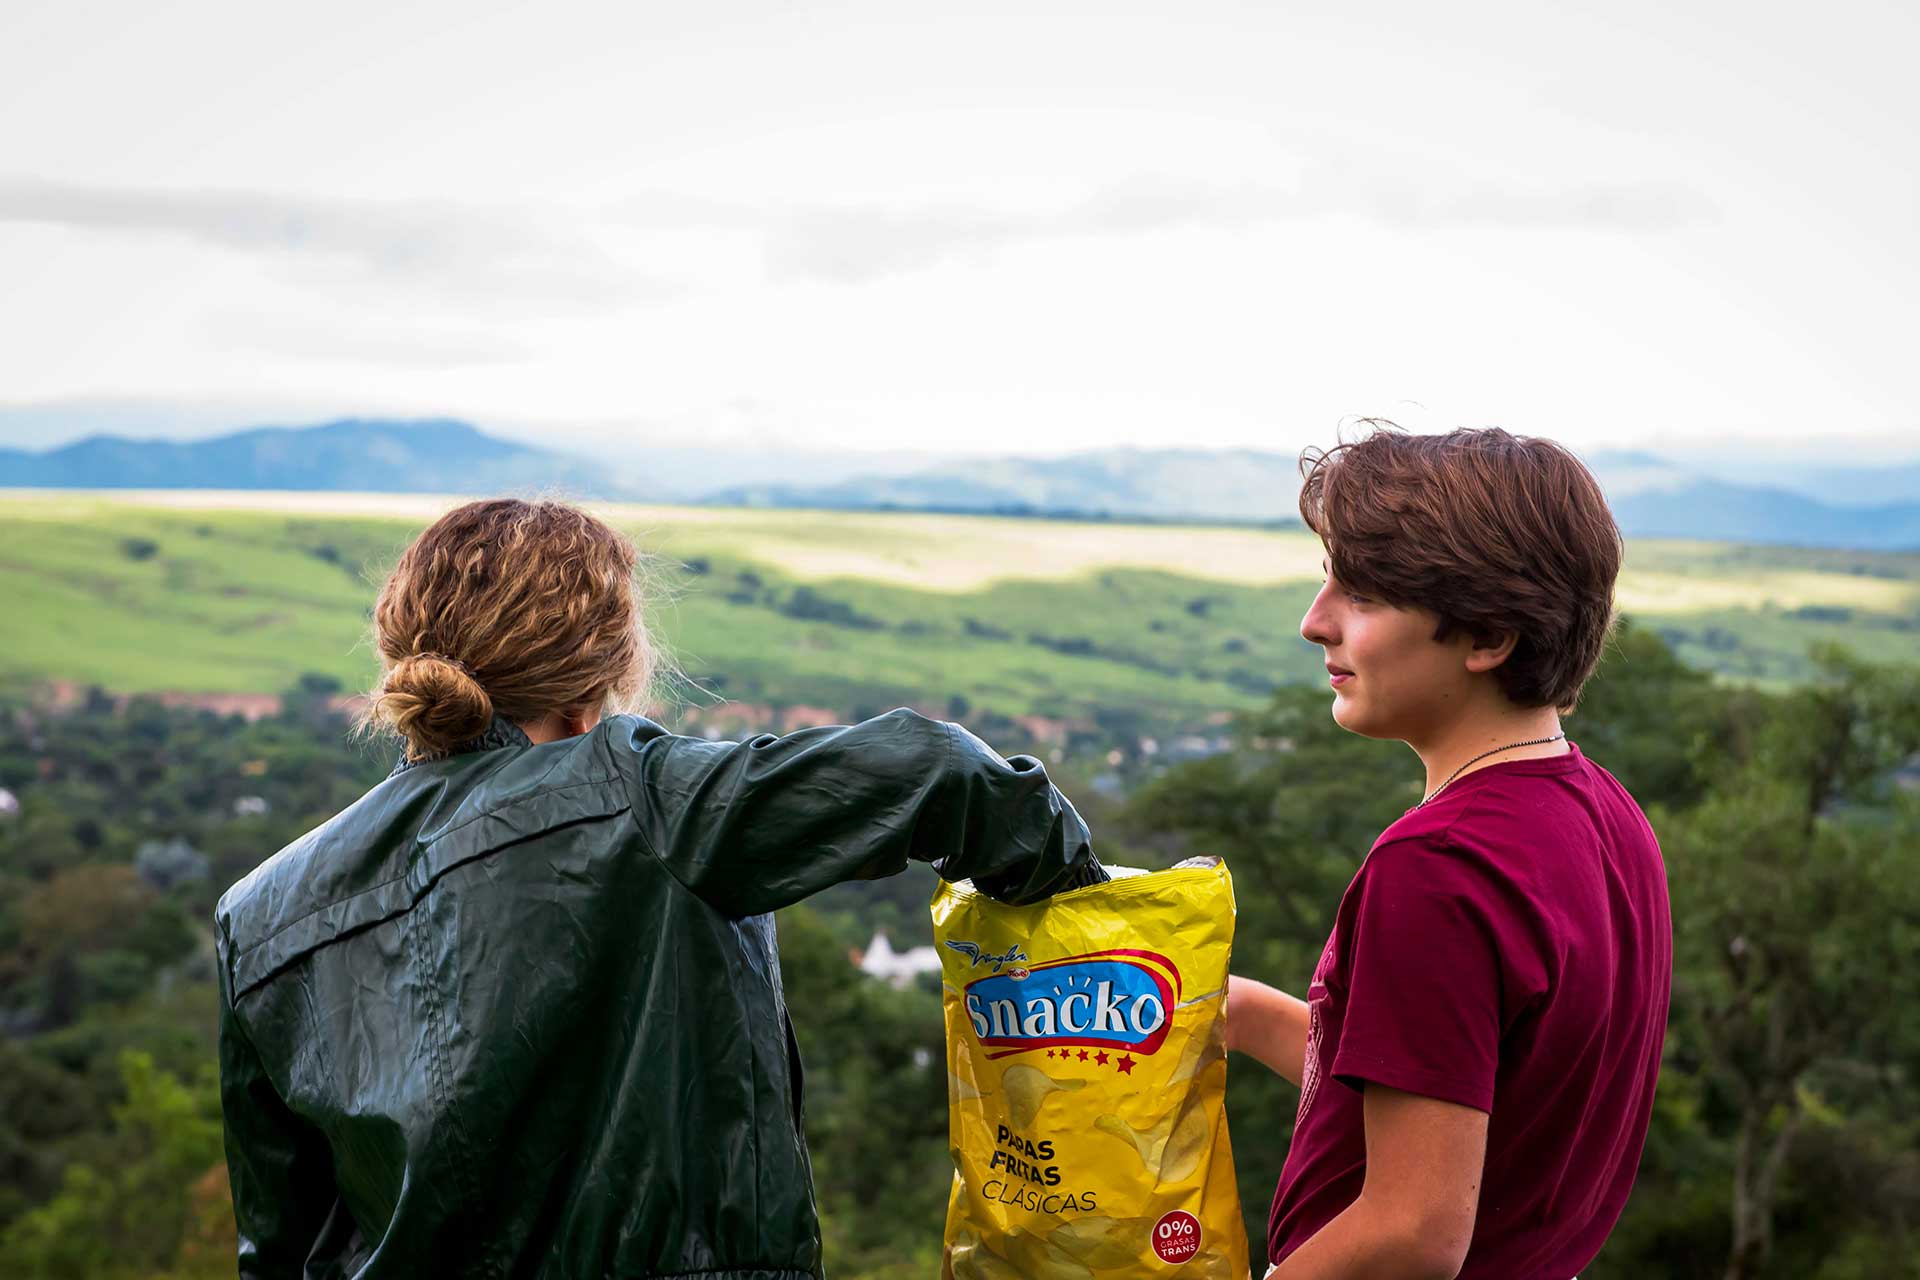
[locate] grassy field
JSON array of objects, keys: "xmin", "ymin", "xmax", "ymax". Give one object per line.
[{"xmin": 3, "ymin": 490, "xmax": 1917, "ymax": 722}]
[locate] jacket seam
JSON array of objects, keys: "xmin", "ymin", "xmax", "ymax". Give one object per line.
[
  {"xmin": 618, "ymin": 741, "xmax": 706, "ymax": 906},
  {"xmin": 215, "ymin": 915, "xmax": 240, "ymax": 1014},
  {"xmin": 601, "ymin": 724, "xmax": 666, "ymax": 868},
  {"xmin": 405, "ymin": 904, "xmax": 502, "ymax": 1278},
  {"xmin": 231, "ymin": 776, "xmax": 620, "ymax": 966},
  {"xmin": 419, "ymin": 773, "xmax": 622, "ymax": 845},
  {"xmin": 230, "ymin": 808, "xmax": 628, "ymax": 1001},
  {"xmin": 929, "ymin": 719, "xmax": 957, "ymax": 873},
  {"xmin": 602, "ymin": 731, "xmax": 772, "ymax": 1255},
  {"xmin": 615, "ymin": 713, "xmax": 950, "ymax": 912}
]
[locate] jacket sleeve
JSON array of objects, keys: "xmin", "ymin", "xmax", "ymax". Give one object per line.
[
  {"xmin": 215, "ymin": 934, "xmax": 338, "ymax": 1279},
  {"xmin": 616, "ymin": 707, "xmax": 1100, "ymax": 917}
]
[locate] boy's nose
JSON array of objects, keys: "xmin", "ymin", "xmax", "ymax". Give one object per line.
[{"xmin": 1300, "ymin": 586, "xmax": 1338, "ymax": 648}]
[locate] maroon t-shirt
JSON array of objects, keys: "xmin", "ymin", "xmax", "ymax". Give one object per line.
[{"xmin": 1267, "ymin": 743, "xmax": 1671, "ymax": 1278}]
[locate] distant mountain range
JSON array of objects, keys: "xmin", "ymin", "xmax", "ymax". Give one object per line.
[
  {"xmin": 709, "ymin": 444, "xmax": 1920, "ymax": 550},
  {"xmin": 2, "ymin": 418, "xmax": 1916, "ymax": 550},
  {"xmin": 0, "ymin": 418, "xmax": 650, "ymax": 500},
  {"xmin": 703, "ymin": 449, "xmax": 1303, "ymax": 523}
]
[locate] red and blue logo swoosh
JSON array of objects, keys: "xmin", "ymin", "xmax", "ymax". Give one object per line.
[{"xmin": 961, "ymin": 949, "xmax": 1182, "ymax": 1060}]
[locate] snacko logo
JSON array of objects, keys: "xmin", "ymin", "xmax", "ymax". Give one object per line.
[{"xmin": 963, "ymin": 949, "xmax": 1181, "ymax": 1060}]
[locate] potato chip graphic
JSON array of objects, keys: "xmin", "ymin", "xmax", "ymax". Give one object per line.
[
  {"xmin": 948, "ymin": 1240, "xmax": 1024, "ymax": 1280},
  {"xmin": 1180, "ymin": 1249, "xmax": 1242, "ymax": 1279},
  {"xmin": 1168, "ymin": 1018, "xmax": 1226, "ymax": 1084},
  {"xmin": 1092, "ymin": 1086, "xmax": 1210, "ymax": 1184},
  {"xmin": 1000, "ymin": 1063, "xmax": 1084, "ymax": 1128},
  {"xmin": 948, "ymin": 1069, "xmax": 986, "ymax": 1103},
  {"xmin": 1047, "ymin": 1214, "xmax": 1150, "ymax": 1269},
  {"xmin": 1000, "ymin": 1227, "xmax": 1096, "ymax": 1280}
]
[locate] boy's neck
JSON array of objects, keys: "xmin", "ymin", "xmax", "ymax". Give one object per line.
[{"xmin": 1411, "ymin": 703, "xmax": 1569, "ymax": 802}]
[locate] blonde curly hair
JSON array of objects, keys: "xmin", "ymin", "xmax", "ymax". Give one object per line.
[{"xmin": 360, "ymin": 498, "xmax": 653, "ymax": 760}]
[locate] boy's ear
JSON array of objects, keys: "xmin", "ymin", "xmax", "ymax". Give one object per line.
[{"xmin": 1463, "ymin": 630, "xmax": 1519, "ymax": 674}]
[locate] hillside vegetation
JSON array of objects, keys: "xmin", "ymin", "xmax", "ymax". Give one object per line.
[
  {"xmin": 2, "ymin": 492, "xmax": 1919, "ymax": 1276},
  {"xmin": 3, "ymin": 494, "xmax": 1918, "ymax": 717},
  {"xmin": 1, "ymin": 630, "xmax": 1916, "ymax": 1279}
]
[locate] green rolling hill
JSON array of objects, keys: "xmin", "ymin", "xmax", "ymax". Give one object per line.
[{"xmin": 3, "ymin": 492, "xmax": 1917, "ymax": 725}]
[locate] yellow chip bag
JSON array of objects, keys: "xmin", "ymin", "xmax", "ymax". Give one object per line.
[{"xmin": 933, "ymin": 858, "xmax": 1248, "ymax": 1278}]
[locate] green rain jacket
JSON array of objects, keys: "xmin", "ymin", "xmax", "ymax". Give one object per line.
[{"xmin": 214, "ymin": 709, "xmax": 1099, "ymax": 1279}]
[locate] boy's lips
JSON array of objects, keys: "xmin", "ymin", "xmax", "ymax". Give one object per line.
[{"xmin": 1326, "ymin": 662, "xmax": 1354, "ymax": 687}]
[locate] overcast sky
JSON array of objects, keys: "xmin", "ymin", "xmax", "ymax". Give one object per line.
[{"xmin": 1, "ymin": 0, "xmax": 1915, "ymax": 462}]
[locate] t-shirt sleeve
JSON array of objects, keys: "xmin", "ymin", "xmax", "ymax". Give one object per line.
[{"xmin": 1329, "ymin": 836, "xmax": 1514, "ymax": 1113}]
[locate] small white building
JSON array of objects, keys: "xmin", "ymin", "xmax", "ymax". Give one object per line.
[
  {"xmin": 856, "ymin": 931, "xmax": 943, "ymax": 989},
  {"xmin": 0, "ymin": 788, "xmax": 18, "ymax": 820}
]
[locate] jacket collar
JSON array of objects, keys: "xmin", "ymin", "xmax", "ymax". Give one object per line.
[{"xmin": 389, "ymin": 714, "xmax": 532, "ymax": 776}]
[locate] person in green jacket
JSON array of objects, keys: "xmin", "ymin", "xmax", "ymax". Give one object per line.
[{"xmin": 214, "ymin": 497, "xmax": 1102, "ymax": 1279}]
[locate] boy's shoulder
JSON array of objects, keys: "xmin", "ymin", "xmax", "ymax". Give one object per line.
[
  {"xmin": 1363, "ymin": 745, "xmax": 1658, "ymax": 917},
  {"xmin": 1367, "ymin": 746, "xmax": 1648, "ymax": 885}
]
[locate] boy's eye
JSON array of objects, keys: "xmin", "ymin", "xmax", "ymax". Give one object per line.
[
  {"xmin": 1320, "ymin": 568, "xmax": 1370, "ymax": 604},
  {"xmin": 1321, "ymin": 576, "xmax": 1369, "ymax": 604}
]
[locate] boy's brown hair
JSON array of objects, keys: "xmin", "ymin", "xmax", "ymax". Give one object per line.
[
  {"xmin": 360, "ymin": 498, "xmax": 654, "ymax": 760},
  {"xmin": 1298, "ymin": 423, "xmax": 1622, "ymax": 711}
]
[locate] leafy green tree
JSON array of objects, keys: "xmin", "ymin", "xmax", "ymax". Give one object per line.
[
  {"xmin": 11, "ymin": 866, "xmax": 155, "ymax": 1029},
  {"xmin": 779, "ymin": 905, "xmax": 952, "ymax": 1275},
  {"xmin": 1661, "ymin": 647, "xmax": 1920, "ymax": 1280},
  {"xmin": 0, "ymin": 1042, "xmax": 98, "ymax": 1223},
  {"xmin": 1570, "ymin": 617, "xmax": 1726, "ymax": 812},
  {"xmin": 0, "ymin": 1051, "xmax": 228, "ymax": 1279}
]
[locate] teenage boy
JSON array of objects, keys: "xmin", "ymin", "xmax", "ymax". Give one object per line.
[{"xmin": 1227, "ymin": 426, "xmax": 1672, "ymax": 1279}]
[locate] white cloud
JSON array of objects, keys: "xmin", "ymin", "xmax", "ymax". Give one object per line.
[
  {"xmin": 0, "ymin": 0, "xmax": 1912, "ymax": 457},
  {"xmin": 758, "ymin": 176, "xmax": 1721, "ymax": 283},
  {"xmin": 0, "ymin": 177, "xmax": 669, "ymax": 309},
  {"xmin": 200, "ymin": 310, "xmax": 534, "ymax": 369}
]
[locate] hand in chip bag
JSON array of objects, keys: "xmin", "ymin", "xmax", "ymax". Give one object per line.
[{"xmin": 933, "ymin": 857, "xmax": 1248, "ymax": 1278}]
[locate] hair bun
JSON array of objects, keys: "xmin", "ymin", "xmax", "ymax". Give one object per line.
[{"xmin": 378, "ymin": 652, "xmax": 494, "ymax": 759}]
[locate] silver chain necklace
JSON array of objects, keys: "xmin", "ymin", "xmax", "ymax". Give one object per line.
[{"xmin": 1416, "ymin": 733, "xmax": 1567, "ymax": 808}]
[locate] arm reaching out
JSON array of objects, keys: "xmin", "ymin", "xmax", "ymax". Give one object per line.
[
  {"xmin": 618, "ymin": 708, "xmax": 1099, "ymax": 917},
  {"xmin": 1226, "ymin": 974, "xmax": 1312, "ymax": 1088}
]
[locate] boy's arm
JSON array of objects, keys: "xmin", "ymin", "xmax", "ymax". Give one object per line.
[
  {"xmin": 1265, "ymin": 1082, "xmax": 1486, "ymax": 1279},
  {"xmin": 1225, "ymin": 974, "xmax": 1311, "ymax": 1087}
]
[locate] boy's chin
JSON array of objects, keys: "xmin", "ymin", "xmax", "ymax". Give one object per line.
[
  {"xmin": 1329, "ymin": 694, "xmax": 1398, "ymax": 741},
  {"xmin": 1328, "ymin": 693, "xmax": 1366, "ymax": 733}
]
